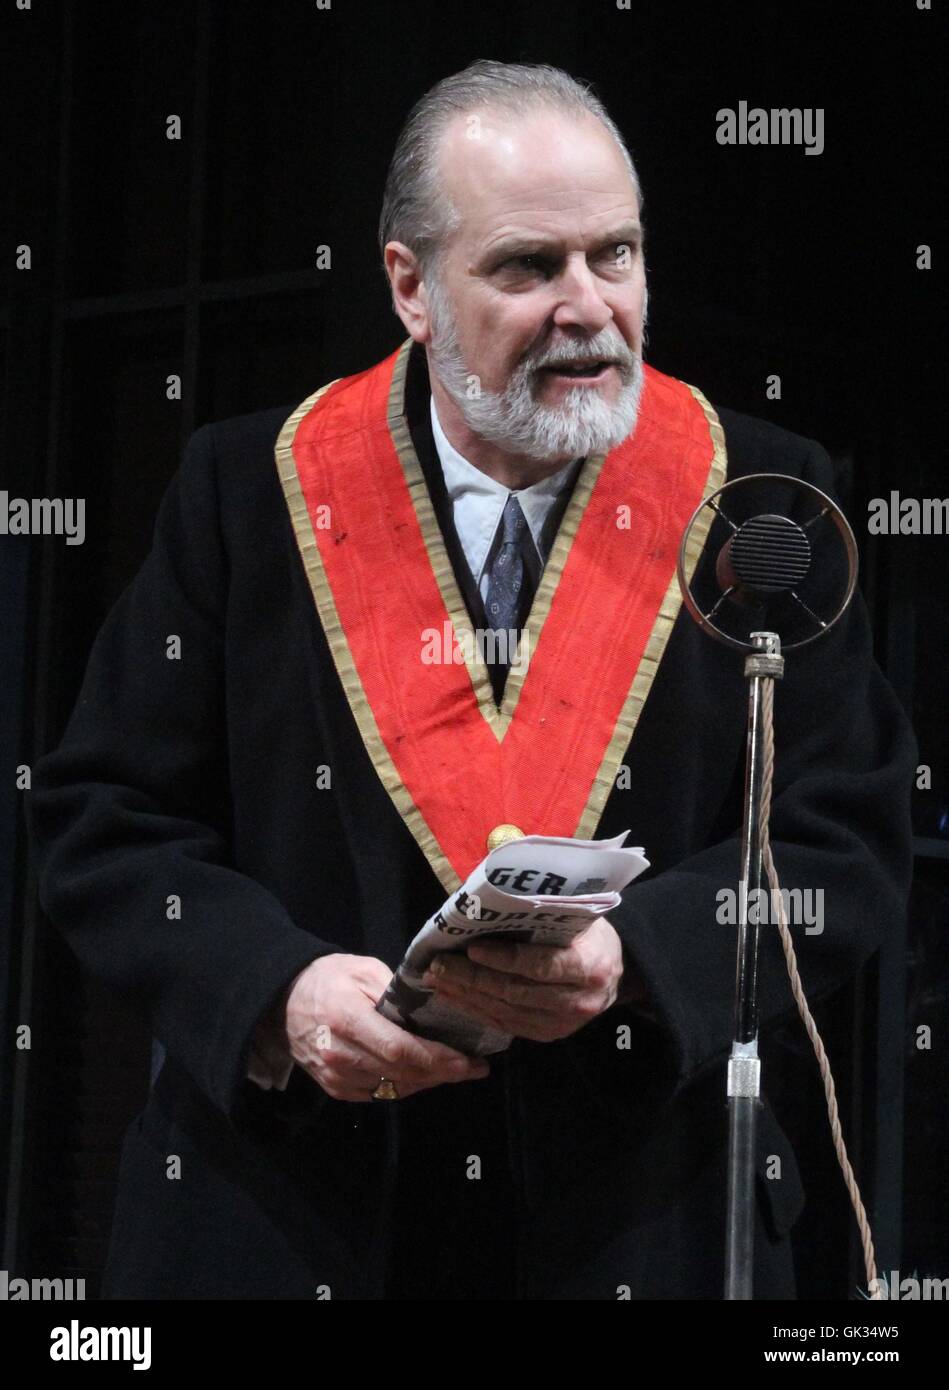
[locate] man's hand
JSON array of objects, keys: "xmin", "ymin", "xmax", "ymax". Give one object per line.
[
  {"xmin": 421, "ymin": 917, "xmax": 633, "ymax": 1043},
  {"xmin": 285, "ymin": 954, "xmax": 489, "ymax": 1102}
]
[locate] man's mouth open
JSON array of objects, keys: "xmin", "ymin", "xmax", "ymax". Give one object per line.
[{"xmin": 539, "ymin": 360, "xmax": 616, "ymax": 383}]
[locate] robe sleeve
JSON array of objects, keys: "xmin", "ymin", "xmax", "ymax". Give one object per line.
[
  {"xmin": 607, "ymin": 438, "xmax": 918, "ymax": 1099},
  {"xmin": 26, "ymin": 424, "xmax": 336, "ymax": 1119}
]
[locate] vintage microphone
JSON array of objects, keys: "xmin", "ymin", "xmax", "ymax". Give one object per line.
[{"xmin": 675, "ymin": 472, "xmax": 876, "ymax": 1301}]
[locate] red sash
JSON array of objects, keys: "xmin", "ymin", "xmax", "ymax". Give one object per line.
[{"xmin": 275, "ymin": 339, "xmax": 726, "ymax": 891}]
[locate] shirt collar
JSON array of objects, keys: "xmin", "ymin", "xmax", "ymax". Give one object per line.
[{"xmin": 429, "ymin": 394, "xmax": 581, "ymax": 558}]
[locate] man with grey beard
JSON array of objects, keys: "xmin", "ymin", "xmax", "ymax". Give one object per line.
[
  {"xmin": 425, "ymin": 273, "xmax": 647, "ymax": 465},
  {"xmin": 29, "ymin": 60, "xmax": 915, "ymax": 1300}
]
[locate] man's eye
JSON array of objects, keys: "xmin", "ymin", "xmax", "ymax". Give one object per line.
[{"xmin": 510, "ymin": 254, "xmax": 548, "ymax": 273}]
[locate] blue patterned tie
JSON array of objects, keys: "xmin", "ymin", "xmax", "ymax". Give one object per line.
[{"xmin": 484, "ymin": 493, "xmax": 538, "ymax": 638}]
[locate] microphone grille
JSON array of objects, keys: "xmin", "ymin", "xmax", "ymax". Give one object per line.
[{"xmin": 726, "ymin": 514, "xmax": 812, "ymax": 594}]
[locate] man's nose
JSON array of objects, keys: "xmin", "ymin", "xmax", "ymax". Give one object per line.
[{"xmin": 550, "ymin": 255, "xmax": 614, "ymax": 335}]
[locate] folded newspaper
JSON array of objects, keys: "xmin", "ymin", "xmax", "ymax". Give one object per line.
[{"xmin": 376, "ymin": 831, "xmax": 649, "ymax": 1056}]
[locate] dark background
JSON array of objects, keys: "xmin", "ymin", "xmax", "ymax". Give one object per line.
[{"xmin": 1, "ymin": 0, "xmax": 946, "ymax": 1299}]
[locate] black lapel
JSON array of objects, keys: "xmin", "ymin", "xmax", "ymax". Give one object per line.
[{"xmin": 404, "ymin": 342, "xmax": 490, "ymax": 636}]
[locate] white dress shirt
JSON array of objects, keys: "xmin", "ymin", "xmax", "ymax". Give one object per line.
[{"xmin": 429, "ymin": 394, "xmax": 582, "ymax": 597}]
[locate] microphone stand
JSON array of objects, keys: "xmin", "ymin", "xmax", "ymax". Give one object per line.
[
  {"xmin": 725, "ymin": 630, "xmax": 785, "ymax": 1300},
  {"xmin": 676, "ymin": 474, "xmax": 859, "ymax": 1298}
]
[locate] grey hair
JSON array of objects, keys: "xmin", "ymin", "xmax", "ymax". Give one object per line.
[{"xmin": 378, "ymin": 59, "xmax": 641, "ymax": 283}]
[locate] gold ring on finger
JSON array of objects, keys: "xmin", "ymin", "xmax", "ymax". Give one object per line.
[{"xmin": 371, "ymin": 1077, "xmax": 399, "ymax": 1101}]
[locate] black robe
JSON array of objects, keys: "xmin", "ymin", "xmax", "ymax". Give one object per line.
[{"xmin": 27, "ymin": 341, "xmax": 917, "ymax": 1299}]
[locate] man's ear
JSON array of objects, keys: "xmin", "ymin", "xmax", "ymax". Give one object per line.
[{"xmin": 383, "ymin": 241, "xmax": 431, "ymax": 344}]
